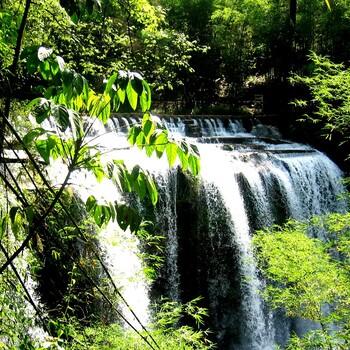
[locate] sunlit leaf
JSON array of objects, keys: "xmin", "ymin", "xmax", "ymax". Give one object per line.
[
  {"xmin": 23, "ymin": 128, "xmax": 48, "ymax": 145},
  {"xmin": 188, "ymin": 154, "xmax": 200, "ymax": 176},
  {"xmin": 105, "ymin": 72, "xmax": 118, "ymax": 93},
  {"xmin": 126, "ymin": 81, "xmax": 138, "ymax": 110},
  {"xmin": 166, "ymin": 143, "xmax": 177, "ymax": 166},
  {"xmin": 39, "ymin": 59, "xmax": 51, "ymax": 80}
]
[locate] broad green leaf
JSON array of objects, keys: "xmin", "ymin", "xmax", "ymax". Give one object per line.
[
  {"xmin": 21, "ymin": 45, "xmax": 41, "ymax": 74},
  {"xmin": 86, "ymin": 195, "xmax": 113, "ymax": 227},
  {"xmin": 9, "ymin": 207, "xmax": 19, "ymax": 225},
  {"xmin": 47, "ymin": 135, "xmax": 64, "ymax": 161},
  {"xmin": 35, "ymin": 135, "xmax": 63, "ymax": 164},
  {"xmin": 166, "ymin": 143, "xmax": 177, "ymax": 167},
  {"xmin": 141, "ymin": 80, "xmax": 152, "ymax": 111},
  {"xmin": 150, "ymin": 129, "xmax": 168, "ymax": 146},
  {"xmin": 73, "ymin": 73, "xmax": 85, "ymax": 96},
  {"xmin": 140, "ymin": 92, "xmax": 148, "ymax": 112},
  {"xmin": 188, "ymin": 154, "xmax": 200, "ymax": 176},
  {"xmin": 145, "ymin": 173, "xmax": 158, "ymax": 205},
  {"xmin": 9, "ymin": 207, "xmax": 22, "ymax": 239},
  {"xmin": 130, "ymin": 76, "xmax": 144, "ymax": 95},
  {"xmin": 36, "ymin": 139, "xmax": 51, "ymax": 164},
  {"xmin": 116, "ymin": 203, "xmax": 141, "ymax": 232},
  {"xmin": 88, "ymin": 93, "xmax": 111, "ymax": 123},
  {"xmin": 136, "ymin": 132, "xmax": 146, "ymax": 150},
  {"xmin": 117, "ymin": 87, "xmax": 126, "ymax": 104},
  {"xmin": 177, "ymin": 147, "xmax": 189, "ymax": 171},
  {"xmin": 145, "ymin": 144, "xmax": 156, "ymax": 157},
  {"xmin": 190, "ymin": 143, "xmax": 200, "ymax": 157},
  {"xmin": 51, "ymin": 104, "xmax": 70, "ymax": 131},
  {"xmin": 126, "ymin": 81, "xmax": 138, "ymax": 110},
  {"xmin": 133, "ymin": 172, "xmax": 147, "ymax": 200},
  {"xmin": 26, "ymin": 97, "xmax": 42, "ymax": 110},
  {"xmin": 62, "ymin": 69, "xmax": 74, "ymax": 90},
  {"xmin": 130, "ymin": 165, "xmax": 141, "ymax": 181},
  {"xmin": 127, "ymin": 125, "xmax": 142, "ymax": 145},
  {"xmin": 23, "ymin": 128, "xmax": 48, "ymax": 145},
  {"xmin": 113, "ymin": 162, "xmax": 132, "ymax": 192},
  {"xmin": 143, "ymin": 119, "xmax": 154, "ymax": 139},
  {"xmin": 31, "ymin": 98, "xmax": 51, "ymax": 124},
  {"xmin": 86, "ymin": 195, "xmax": 98, "ymax": 213},
  {"xmin": 91, "ymin": 163, "xmax": 106, "ymax": 182},
  {"xmin": 44, "ymin": 86, "xmax": 57, "ymax": 100},
  {"xmin": 68, "ymin": 109, "xmax": 84, "ymax": 139},
  {"xmin": 105, "ymin": 73, "xmax": 118, "ymax": 93},
  {"xmin": 39, "ymin": 60, "xmax": 51, "ymax": 80}
]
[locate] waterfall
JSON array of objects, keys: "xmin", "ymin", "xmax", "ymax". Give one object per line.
[
  {"xmin": 32, "ymin": 115, "xmax": 347, "ymax": 348},
  {"xmin": 124, "ymin": 116, "xmax": 346, "ymax": 349}
]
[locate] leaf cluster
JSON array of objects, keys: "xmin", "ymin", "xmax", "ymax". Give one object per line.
[
  {"xmin": 253, "ymin": 214, "xmax": 350, "ymax": 349},
  {"xmin": 291, "ymin": 52, "xmax": 350, "ymax": 145}
]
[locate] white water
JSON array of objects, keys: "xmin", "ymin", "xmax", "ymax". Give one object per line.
[
  {"xmin": 198, "ymin": 146, "xmax": 274, "ymax": 349},
  {"xmin": 44, "ymin": 115, "xmax": 347, "ymax": 348}
]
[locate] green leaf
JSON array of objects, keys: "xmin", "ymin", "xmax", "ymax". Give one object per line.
[
  {"xmin": 31, "ymin": 98, "xmax": 51, "ymax": 124},
  {"xmin": 73, "ymin": 73, "xmax": 85, "ymax": 96},
  {"xmin": 143, "ymin": 119, "xmax": 154, "ymax": 139},
  {"xmin": 86, "ymin": 195, "xmax": 98, "ymax": 213},
  {"xmin": 141, "ymin": 80, "xmax": 152, "ymax": 111},
  {"xmin": 113, "ymin": 162, "xmax": 132, "ymax": 192},
  {"xmin": 35, "ymin": 135, "xmax": 62, "ymax": 164},
  {"xmin": 86, "ymin": 195, "xmax": 113, "ymax": 227},
  {"xmin": 44, "ymin": 86, "xmax": 57, "ymax": 100},
  {"xmin": 166, "ymin": 143, "xmax": 177, "ymax": 167},
  {"xmin": 188, "ymin": 154, "xmax": 200, "ymax": 176},
  {"xmin": 150, "ymin": 129, "xmax": 168, "ymax": 146},
  {"xmin": 126, "ymin": 81, "xmax": 138, "ymax": 110},
  {"xmin": 177, "ymin": 147, "xmax": 188, "ymax": 171},
  {"xmin": 39, "ymin": 60, "xmax": 51, "ymax": 80},
  {"xmin": 9, "ymin": 207, "xmax": 22, "ymax": 239},
  {"xmin": 133, "ymin": 172, "xmax": 147, "ymax": 200},
  {"xmin": 62, "ymin": 69, "xmax": 74, "ymax": 92},
  {"xmin": 145, "ymin": 173, "xmax": 158, "ymax": 205},
  {"xmin": 21, "ymin": 45, "xmax": 41, "ymax": 74},
  {"xmin": 117, "ymin": 87, "xmax": 126, "ymax": 104},
  {"xmin": 35, "ymin": 140, "xmax": 50, "ymax": 164},
  {"xmin": 145, "ymin": 144, "xmax": 156, "ymax": 157},
  {"xmin": 105, "ymin": 73, "xmax": 118, "ymax": 93},
  {"xmin": 116, "ymin": 203, "xmax": 141, "ymax": 232},
  {"xmin": 127, "ymin": 126, "xmax": 142, "ymax": 146},
  {"xmin": 68, "ymin": 109, "xmax": 84, "ymax": 139},
  {"xmin": 23, "ymin": 128, "xmax": 48, "ymax": 145},
  {"xmin": 87, "ymin": 93, "xmax": 111, "ymax": 123},
  {"xmin": 51, "ymin": 104, "xmax": 70, "ymax": 131}
]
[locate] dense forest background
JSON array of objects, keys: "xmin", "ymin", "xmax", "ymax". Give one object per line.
[
  {"xmin": 2, "ymin": 0, "xmax": 350, "ymax": 170},
  {"xmin": 1, "ymin": 0, "xmax": 350, "ymax": 349}
]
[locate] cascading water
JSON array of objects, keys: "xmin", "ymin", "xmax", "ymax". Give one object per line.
[
  {"xmin": 42, "ymin": 114, "xmax": 347, "ymax": 348},
  {"xmin": 124, "ymin": 116, "xmax": 346, "ymax": 349}
]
